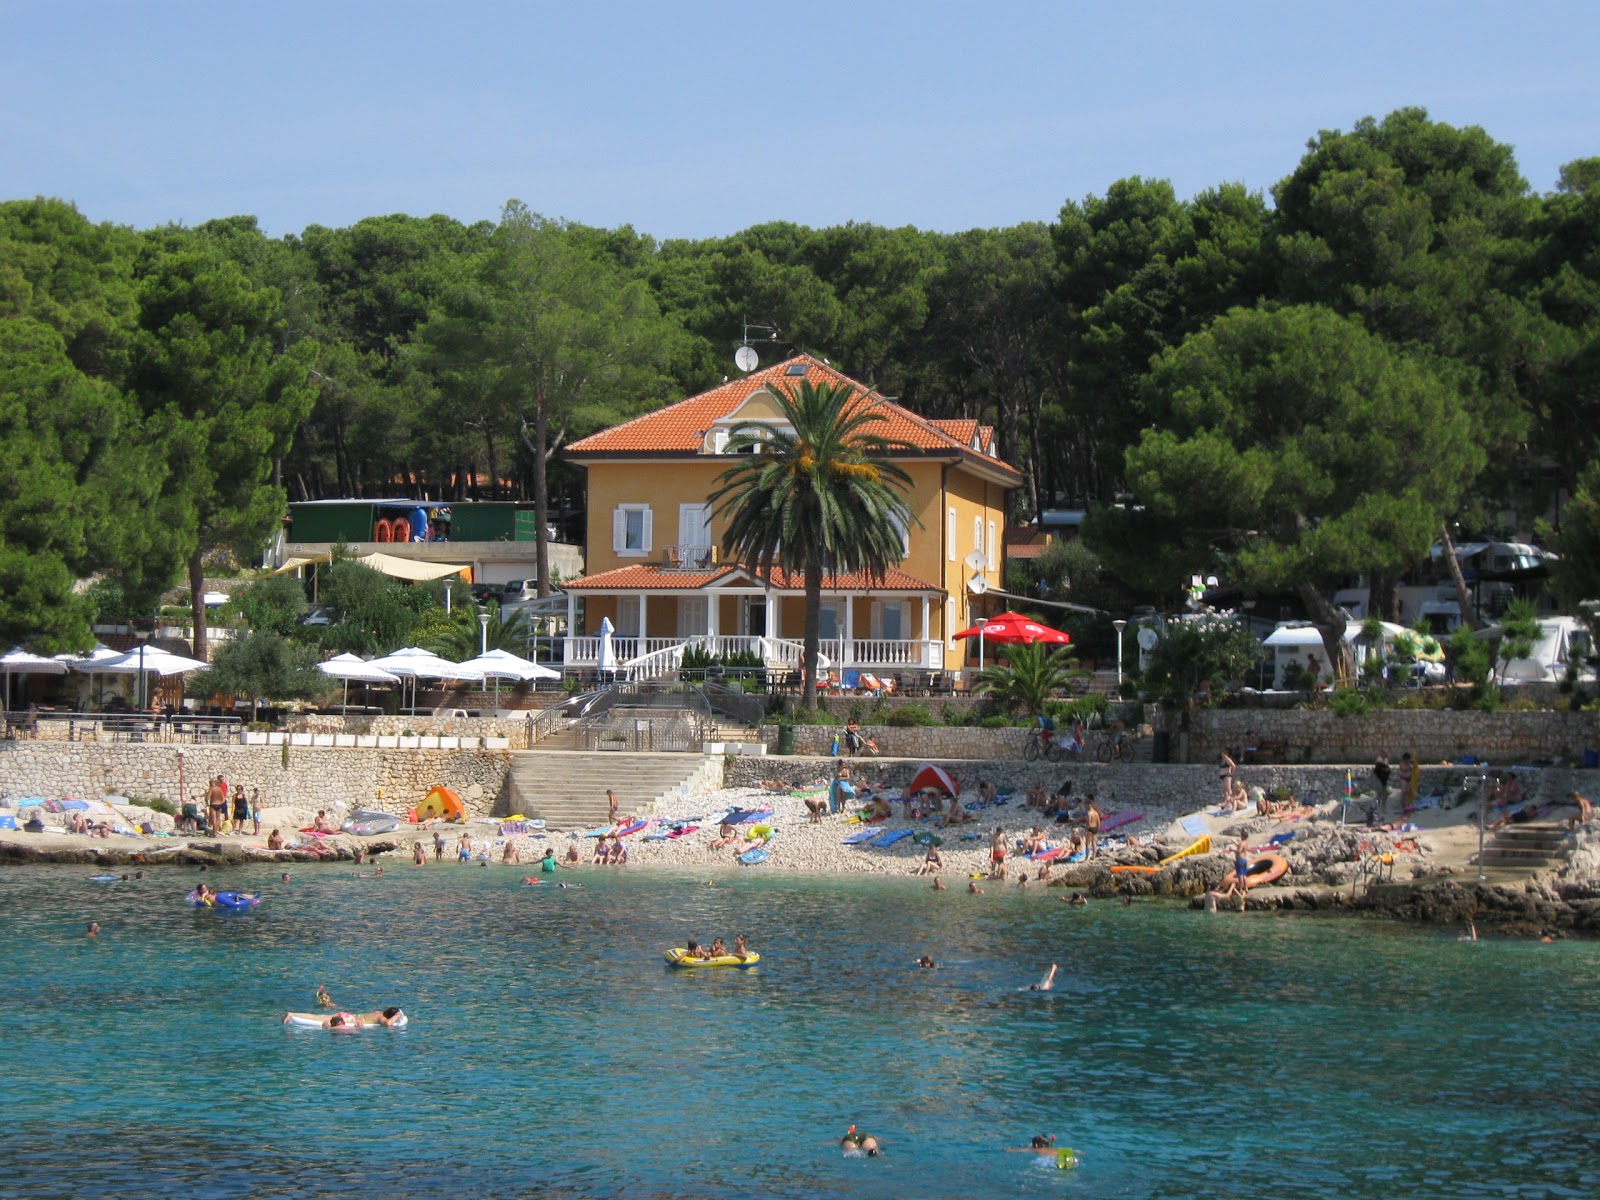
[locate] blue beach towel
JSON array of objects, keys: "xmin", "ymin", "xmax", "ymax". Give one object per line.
[
  {"xmin": 842, "ymin": 829, "xmax": 882, "ymax": 845},
  {"xmin": 873, "ymin": 829, "xmax": 913, "ymax": 849}
]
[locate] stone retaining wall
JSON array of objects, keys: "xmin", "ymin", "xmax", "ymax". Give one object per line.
[
  {"xmin": 727, "ymin": 756, "xmax": 1587, "ymax": 818},
  {"xmin": 0, "ymin": 741, "xmax": 510, "ymax": 819},
  {"xmin": 1185, "ymin": 709, "xmax": 1599, "ymax": 765}
]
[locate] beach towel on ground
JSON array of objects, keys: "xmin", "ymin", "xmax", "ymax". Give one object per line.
[
  {"xmin": 1268, "ymin": 832, "xmax": 1296, "ymax": 847},
  {"xmin": 842, "ymin": 829, "xmax": 882, "ymax": 845},
  {"xmin": 1031, "ymin": 846, "xmax": 1064, "ymax": 862},
  {"xmin": 1099, "ymin": 811, "xmax": 1145, "ymax": 832},
  {"xmin": 1180, "ymin": 815, "xmax": 1211, "ymax": 839},
  {"xmin": 873, "ymin": 829, "xmax": 913, "ymax": 849}
]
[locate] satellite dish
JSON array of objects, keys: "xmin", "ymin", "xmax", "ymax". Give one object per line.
[
  {"xmin": 1137, "ymin": 627, "xmax": 1159, "ymax": 651},
  {"xmin": 963, "ymin": 550, "xmax": 987, "ymax": 570},
  {"xmin": 734, "ymin": 345, "xmax": 759, "ymax": 373},
  {"xmin": 967, "ymin": 573, "xmax": 988, "ymax": 595}
]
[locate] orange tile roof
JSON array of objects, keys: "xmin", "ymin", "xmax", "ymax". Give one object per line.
[
  {"xmin": 1006, "ymin": 543, "xmax": 1047, "ymax": 559},
  {"xmin": 564, "ymin": 562, "xmax": 942, "ymax": 593},
  {"xmin": 566, "ymin": 355, "xmax": 1022, "ymax": 484}
]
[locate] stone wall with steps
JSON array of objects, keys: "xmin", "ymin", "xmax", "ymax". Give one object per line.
[{"xmin": 502, "ymin": 751, "xmax": 723, "ymax": 829}]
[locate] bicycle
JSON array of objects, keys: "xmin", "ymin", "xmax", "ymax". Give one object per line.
[
  {"xmin": 1096, "ymin": 728, "xmax": 1136, "ymax": 763},
  {"xmin": 1022, "ymin": 728, "xmax": 1065, "ymax": 762}
]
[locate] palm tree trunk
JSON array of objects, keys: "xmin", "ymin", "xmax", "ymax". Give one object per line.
[{"xmin": 802, "ymin": 562, "xmax": 823, "ymax": 711}]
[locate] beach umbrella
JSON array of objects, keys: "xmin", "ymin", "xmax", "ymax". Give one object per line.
[
  {"xmin": 597, "ymin": 617, "xmax": 616, "ymax": 680},
  {"xmin": 318, "ymin": 653, "xmax": 401, "ymax": 714},
  {"xmin": 369, "ymin": 647, "xmax": 483, "ymax": 712},
  {"xmin": 456, "ymin": 647, "xmax": 559, "ymax": 705},
  {"xmin": 94, "ymin": 646, "xmax": 209, "ymax": 676},
  {"xmin": 0, "ymin": 647, "xmax": 67, "ymax": 713},
  {"xmin": 953, "ymin": 611, "xmax": 1071, "ymax": 670}
]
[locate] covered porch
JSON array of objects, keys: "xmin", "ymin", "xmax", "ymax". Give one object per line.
[{"xmin": 560, "ymin": 564, "xmax": 948, "ymax": 680}]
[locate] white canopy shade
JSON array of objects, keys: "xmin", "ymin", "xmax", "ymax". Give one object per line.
[
  {"xmin": 53, "ymin": 643, "xmax": 124, "ymax": 666},
  {"xmin": 317, "ymin": 653, "xmax": 402, "ymax": 684},
  {"xmin": 456, "ymin": 648, "xmax": 559, "ymax": 681}
]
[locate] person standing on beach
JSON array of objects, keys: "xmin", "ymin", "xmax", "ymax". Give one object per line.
[
  {"xmin": 205, "ymin": 776, "xmax": 227, "ymax": 836},
  {"xmin": 989, "ymin": 826, "xmax": 1007, "ymax": 880},
  {"xmin": 250, "ymin": 788, "xmax": 262, "ymax": 836},
  {"xmin": 607, "ymin": 789, "xmax": 619, "ymax": 824},
  {"xmin": 412, "ymin": 841, "xmax": 426, "ymax": 866},
  {"xmin": 432, "ymin": 830, "xmax": 445, "ymax": 861},
  {"xmin": 1218, "ymin": 750, "xmax": 1237, "ymax": 807},
  {"xmin": 458, "ymin": 833, "xmax": 472, "ymax": 863},
  {"xmin": 232, "ymin": 783, "xmax": 251, "ymax": 834},
  {"xmin": 1395, "ymin": 753, "xmax": 1415, "ymax": 811},
  {"xmin": 1373, "ymin": 753, "xmax": 1392, "ymax": 814}
]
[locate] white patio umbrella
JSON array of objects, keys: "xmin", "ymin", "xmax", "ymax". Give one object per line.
[
  {"xmin": 457, "ymin": 647, "xmax": 559, "ymax": 705},
  {"xmin": 597, "ymin": 617, "xmax": 616, "ymax": 680},
  {"xmin": 368, "ymin": 647, "xmax": 483, "ymax": 712},
  {"xmin": 54, "ymin": 643, "xmax": 125, "ymax": 708},
  {"xmin": 0, "ymin": 647, "xmax": 67, "ymax": 713},
  {"xmin": 88, "ymin": 645, "xmax": 209, "ymax": 711},
  {"xmin": 318, "ymin": 652, "xmax": 401, "ymax": 713}
]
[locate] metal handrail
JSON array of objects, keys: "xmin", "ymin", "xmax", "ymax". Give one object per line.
[{"xmin": 5, "ymin": 710, "xmax": 244, "ymax": 744}]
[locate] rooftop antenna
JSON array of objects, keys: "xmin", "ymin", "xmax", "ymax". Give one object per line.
[{"xmin": 735, "ymin": 317, "xmax": 781, "ymax": 373}]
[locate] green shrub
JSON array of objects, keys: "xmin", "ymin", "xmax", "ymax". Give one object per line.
[
  {"xmin": 978, "ymin": 714, "xmax": 1012, "ymax": 728},
  {"xmin": 1330, "ymin": 687, "xmax": 1370, "ymax": 719},
  {"xmin": 886, "ymin": 703, "xmax": 935, "ymax": 727},
  {"xmin": 144, "ymin": 797, "xmax": 175, "ymax": 816}
]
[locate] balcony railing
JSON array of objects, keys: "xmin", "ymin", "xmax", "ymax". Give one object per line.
[
  {"xmin": 662, "ymin": 544, "xmax": 718, "ymax": 570},
  {"xmin": 563, "ymin": 635, "xmax": 940, "ymax": 670}
]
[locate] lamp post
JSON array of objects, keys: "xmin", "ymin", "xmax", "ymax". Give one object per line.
[
  {"xmin": 135, "ymin": 626, "xmax": 150, "ymax": 713},
  {"xmin": 445, "ymin": 582, "xmax": 452, "ymax": 614},
  {"xmin": 1112, "ymin": 619, "xmax": 1128, "ymax": 688},
  {"xmin": 479, "ymin": 612, "xmax": 491, "ymax": 656},
  {"xmin": 1477, "ymin": 769, "xmax": 1490, "ymax": 883}
]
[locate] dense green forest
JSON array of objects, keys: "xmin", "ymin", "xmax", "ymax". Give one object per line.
[{"xmin": 3, "ymin": 106, "xmax": 1598, "ymax": 651}]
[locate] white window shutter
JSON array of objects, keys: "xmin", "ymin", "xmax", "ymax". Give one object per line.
[
  {"xmin": 947, "ymin": 508, "xmax": 957, "ymax": 561},
  {"xmin": 987, "ymin": 520, "xmax": 996, "ymax": 565},
  {"xmin": 613, "ymin": 507, "xmax": 626, "ymax": 552},
  {"xmin": 641, "ymin": 506, "xmax": 653, "ymax": 553}
]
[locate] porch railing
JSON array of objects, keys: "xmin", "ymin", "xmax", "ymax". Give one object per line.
[{"xmin": 622, "ymin": 642, "xmax": 686, "ymax": 682}]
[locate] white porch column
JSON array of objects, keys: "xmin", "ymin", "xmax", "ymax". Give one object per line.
[
  {"xmin": 565, "ymin": 590, "xmax": 578, "ymax": 666},
  {"xmin": 842, "ymin": 592, "xmax": 855, "ymax": 666},
  {"xmin": 706, "ymin": 591, "xmax": 719, "ymax": 644},
  {"xmin": 920, "ymin": 596, "xmax": 931, "ymax": 668},
  {"xmin": 764, "ymin": 587, "xmax": 778, "ymax": 641},
  {"xmin": 637, "ymin": 594, "xmax": 648, "ymax": 643}
]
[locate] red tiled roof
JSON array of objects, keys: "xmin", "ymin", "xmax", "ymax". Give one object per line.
[
  {"xmin": 564, "ymin": 562, "xmax": 942, "ymax": 593},
  {"xmin": 566, "ymin": 355, "xmax": 1021, "ymax": 484},
  {"xmin": 1006, "ymin": 543, "xmax": 1047, "ymax": 559}
]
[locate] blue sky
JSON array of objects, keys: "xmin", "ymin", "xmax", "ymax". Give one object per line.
[{"xmin": 4, "ymin": 1, "xmax": 1596, "ymax": 240}]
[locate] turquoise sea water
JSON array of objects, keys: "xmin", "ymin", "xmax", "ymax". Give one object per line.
[{"xmin": 4, "ymin": 862, "xmax": 1600, "ymax": 1200}]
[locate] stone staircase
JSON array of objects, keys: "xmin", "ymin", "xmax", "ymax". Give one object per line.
[
  {"xmin": 503, "ymin": 751, "xmax": 721, "ymax": 830},
  {"xmin": 1472, "ymin": 821, "xmax": 1569, "ymax": 878}
]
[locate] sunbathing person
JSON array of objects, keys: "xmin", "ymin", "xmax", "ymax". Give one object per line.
[
  {"xmin": 1021, "ymin": 826, "xmax": 1049, "ymax": 855},
  {"xmin": 942, "ymin": 798, "xmax": 975, "ymax": 826},
  {"xmin": 1489, "ymin": 802, "xmax": 1543, "ymax": 830},
  {"xmin": 356, "ymin": 1007, "xmax": 405, "ymax": 1027},
  {"xmin": 862, "ymin": 795, "xmax": 893, "ymax": 822},
  {"xmin": 709, "ymin": 821, "xmax": 741, "ymax": 850},
  {"xmin": 734, "ymin": 934, "xmax": 752, "ymax": 961}
]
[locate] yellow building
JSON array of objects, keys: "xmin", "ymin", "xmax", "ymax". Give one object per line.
[{"xmin": 561, "ymin": 355, "xmax": 1022, "ymax": 682}]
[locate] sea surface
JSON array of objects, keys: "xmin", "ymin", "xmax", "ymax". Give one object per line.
[{"xmin": 3, "ymin": 861, "xmax": 1598, "ymax": 1199}]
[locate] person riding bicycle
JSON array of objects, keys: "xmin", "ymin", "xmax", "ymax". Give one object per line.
[{"xmin": 1037, "ymin": 712, "xmax": 1056, "ymax": 747}]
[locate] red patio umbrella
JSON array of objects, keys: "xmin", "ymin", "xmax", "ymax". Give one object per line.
[{"xmin": 953, "ymin": 611, "xmax": 1071, "ymax": 668}]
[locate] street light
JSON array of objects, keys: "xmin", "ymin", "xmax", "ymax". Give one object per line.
[
  {"xmin": 135, "ymin": 625, "xmax": 150, "ymax": 712},
  {"xmin": 479, "ymin": 612, "xmax": 491, "ymax": 656},
  {"xmin": 1112, "ymin": 619, "xmax": 1128, "ymax": 688},
  {"xmin": 444, "ymin": 581, "xmax": 452, "ymax": 614}
]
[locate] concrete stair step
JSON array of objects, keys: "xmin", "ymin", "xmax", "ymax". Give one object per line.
[{"xmin": 505, "ymin": 751, "xmax": 715, "ymax": 830}]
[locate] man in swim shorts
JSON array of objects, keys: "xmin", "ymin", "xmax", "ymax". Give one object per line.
[{"xmin": 840, "ymin": 1127, "xmax": 882, "ymax": 1156}]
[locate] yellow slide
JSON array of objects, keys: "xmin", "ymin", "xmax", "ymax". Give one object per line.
[{"xmin": 1156, "ymin": 834, "xmax": 1211, "ymax": 866}]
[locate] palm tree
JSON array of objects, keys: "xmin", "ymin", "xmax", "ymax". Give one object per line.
[
  {"xmin": 710, "ymin": 379, "xmax": 915, "ymax": 710},
  {"xmin": 975, "ymin": 642, "xmax": 1077, "ymax": 716},
  {"xmin": 425, "ymin": 602, "xmax": 532, "ymax": 660}
]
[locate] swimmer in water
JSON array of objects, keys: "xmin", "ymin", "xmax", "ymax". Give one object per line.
[
  {"xmin": 840, "ymin": 1126, "xmax": 882, "ymax": 1156},
  {"xmin": 315, "ymin": 984, "xmax": 334, "ymax": 1009},
  {"xmin": 915, "ymin": 954, "xmax": 936, "ymax": 969},
  {"xmin": 85, "ymin": 921, "xmax": 100, "ymax": 937},
  {"xmin": 932, "ymin": 875, "xmax": 946, "ymax": 890},
  {"xmin": 1007, "ymin": 1134, "xmax": 1058, "ymax": 1155},
  {"xmin": 1029, "ymin": 963, "xmax": 1059, "ymax": 991}
]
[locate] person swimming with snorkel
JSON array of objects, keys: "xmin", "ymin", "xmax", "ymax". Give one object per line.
[{"xmin": 840, "ymin": 1125, "xmax": 883, "ymax": 1156}]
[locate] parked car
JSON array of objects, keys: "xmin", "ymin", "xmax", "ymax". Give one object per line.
[
  {"xmin": 299, "ymin": 606, "xmax": 337, "ymax": 626},
  {"xmin": 502, "ymin": 579, "xmax": 537, "ymax": 602}
]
